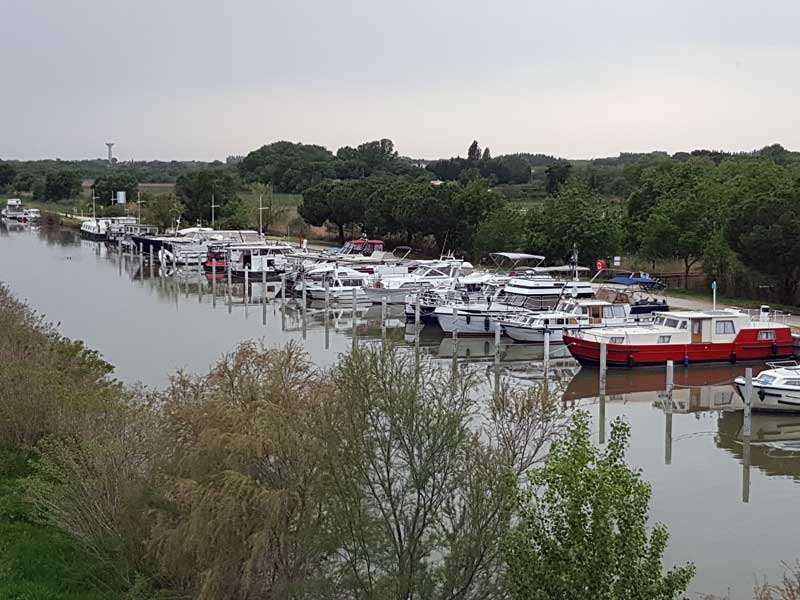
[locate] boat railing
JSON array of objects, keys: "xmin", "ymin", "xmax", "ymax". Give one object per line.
[{"xmin": 740, "ymin": 307, "xmax": 792, "ymax": 324}]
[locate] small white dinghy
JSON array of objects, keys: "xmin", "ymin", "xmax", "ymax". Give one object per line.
[{"xmin": 735, "ymin": 361, "xmax": 800, "ymax": 413}]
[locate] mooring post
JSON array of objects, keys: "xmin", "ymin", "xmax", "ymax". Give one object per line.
[
  {"xmin": 665, "ymin": 359, "xmax": 674, "ymax": 465},
  {"xmin": 301, "ymin": 273, "xmax": 307, "ymax": 307},
  {"xmin": 324, "ymin": 278, "xmax": 330, "ymax": 307},
  {"xmin": 211, "ymin": 261, "xmax": 217, "ymax": 309},
  {"xmin": 494, "ymin": 321, "xmax": 502, "ymax": 400},
  {"xmin": 261, "ymin": 268, "xmax": 267, "ymax": 324},
  {"xmin": 543, "ymin": 323, "xmax": 551, "ymax": 377},
  {"xmin": 351, "ymin": 288, "xmax": 358, "ymax": 351},
  {"xmin": 381, "ymin": 295, "xmax": 387, "ymax": 344},
  {"xmin": 281, "ymin": 274, "xmax": 286, "ymax": 304},
  {"xmin": 324, "ymin": 304, "xmax": 330, "ymax": 349},
  {"xmin": 414, "ymin": 291, "xmax": 421, "ymax": 333},
  {"xmin": 451, "ymin": 306, "xmax": 458, "ymax": 346},
  {"xmin": 599, "ymin": 341, "xmax": 607, "ymax": 387},
  {"xmin": 245, "ymin": 266, "xmax": 250, "ymax": 305},
  {"xmin": 743, "ymin": 367, "xmax": 753, "ymax": 438}
]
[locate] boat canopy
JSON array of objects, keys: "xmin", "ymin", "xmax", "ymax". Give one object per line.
[
  {"xmin": 608, "ymin": 276, "xmax": 663, "ymax": 287},
  {"xmin": 536, "ymin": 265, "xmax": 590, "ymax": 273},
  {"xmin": 490, "ymin": 252, "xmax": 545, "ymax": 262}
]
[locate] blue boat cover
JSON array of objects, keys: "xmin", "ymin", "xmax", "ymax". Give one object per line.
[{"xmin": 608, "ymin": 276, "xmax": 661, "ymax": 286}]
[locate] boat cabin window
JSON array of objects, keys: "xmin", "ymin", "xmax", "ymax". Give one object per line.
[
  {"xmin": 679, "ymin": 321, "xmax": 687, "ymax": 329},
  {"xmin": 657, "ymin": 335, "xmax": 671, "ymax": 344},
  {"xmin": 757, "ymin": 374, "xmax": 776, "ymax": 384},
  {"xmin": 602, "ymin": 305, "xmax": 626, "ymax": 319},
  {"xmin": 785, "ymin": 379, "xmax": 800, "ymax": 386},
  {"xmin": 715, "ymin": 320, "xmax": 736, "ymax": 335},
  {"xmin": 758, "ymin": 330, "xmax": 776, "ymax": 341},
  {"xmin": 610, "ymin": 336, "xmax": 624, "ymax": 344},
  {"xmin": 340, "ymin": 278, "xmax": 364, "ymax": 287},
  {"xmin": 665, "ymin": 318, "xmax": 679, "ymax": 328}
]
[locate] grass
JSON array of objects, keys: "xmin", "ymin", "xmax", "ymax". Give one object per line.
[{"xmin": 0, "ymin": 450, "xmax": 116, "ymax": 599}]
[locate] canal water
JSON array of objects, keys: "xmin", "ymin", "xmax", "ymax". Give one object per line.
[{"xmin": 2, "ymin": 222, "xmax": 799, "ymax": 598}]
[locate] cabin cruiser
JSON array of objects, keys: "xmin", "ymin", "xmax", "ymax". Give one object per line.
[
  {"xmin": 565, "ymin": 306, "xmax": 793, "ymax": 367},
  {"xmin": 225, "ymin": 242, "xmax": 296, "ymax": 280},
  {"xmin": 363, "ymin": 260, "xmax": 474, "ymax": 303},
  {"xmin": 435, "ymin": 273, "xmax": 595, "ymax": 335},
  {"xmin": 108, "ymin": 222, "xmax": 158, "ymax": 246},
  {"xmin": 596, "ymin": 273, "xmax": 670, "ymax": 318},
  {"xmin": 80, "ymin": 216, "xmax": 138, "ymax": 241},
  {"xmin": 1, "ymin": 198, "xmax": 25, "ymax": 220},
  {"xmin": 403, "ymin": 273, "xmax": 501, "ymax": 323},
  {"xmin": 735, "ymin": 361, "xmax": 800, "ymax": 413},
  {"xmin": 22, "ymin": 208, "xmax": 40, "ymax": 223},
  {"xmin": 131, "ymin": 228, "xmax": 261, "ymax": 256},
  {"xmin": 293, "ymin": 264, "xmax": 370, "ymax": 302},
  {"xmin": 497, "ymin": 299, "xmax": 632, "ymax": 343}
]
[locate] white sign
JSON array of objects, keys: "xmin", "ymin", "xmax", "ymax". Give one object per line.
[
  {"xmin": 116, "ymin": 191, "xmax": 127, "ymax": 204},
  {"xmin": 613, "ymin": 256, "xmax": 621, "ymax": 267}
]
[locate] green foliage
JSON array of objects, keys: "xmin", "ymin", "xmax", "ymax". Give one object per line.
[
  {"xmin": 504, "ymin": 412, "xmax": 695, "ymax": 600},
  {"xmin": 43, "ymin": 170, "xmax": 82, "ymax": 201},
  {"xmin": 527, "ymin": 183, "xmax": 621, "ymax": 266},
  {"xmin": 0, "ymin": 162, "xmax": 16, "ymax": 188},
  {"xmin": 92, "ymin": 172, "xmax": 139, "ymax": 205},
  {"xmin": 141, "ymin": 192, "xmax": 184, "ymax": 231},
  {"xmin": 727, "ymin": 193, "xmax": 800, "ymax": 303},
  {"xmin": 544, "ymin": 160, "xmax": 572, "ymax": 195},
  {"xmin": 0, "ymin": 450, "xmax": 117, "ymax": 600},
  {"xmin": 473, "ymin": 206, "xmax": 528, "ymax": 258},
  {"xmin": 175, "ymin": 168, "xmax": 239, "ymax": 224},
  {"xmin": 239, "ymin": 140, "xmax": 336, "ymax": 193}
]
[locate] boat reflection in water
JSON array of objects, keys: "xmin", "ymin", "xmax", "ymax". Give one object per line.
[{"xmin": 717, "ymin": 411, "xmax": 800, "ymax": 478}]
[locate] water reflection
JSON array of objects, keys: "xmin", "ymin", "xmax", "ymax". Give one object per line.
[{"xmin": 4, "ymin": 224, "xmax": 800, "ymax": 597}]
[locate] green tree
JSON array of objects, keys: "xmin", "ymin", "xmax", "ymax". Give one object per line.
[
  {"xmin": 43, "ymin": 170, "xmax": 82, "ymax": 201},
  {"xmin": 238, "ymin": 141, "xmax": 335, "ymax": 193},
  {"xmin": 142, "ymin": 193, "xmax": 185, "ymax": 231},
  {"xmin": 544, "ymin": 161, "xmax": 572, "ymax": 195},
  {"xmin": 727, "ymin": 193, "xmax": 800, "ymax": 304},
  {"xmin": 482, "ymin": 147, "xmax": 492, "ymax": 161},
  {"xmin": 175, "ymin": 168, "xmax": 239, "ymax": 225},
  {"xmin": 527, "ymin": 183, "xmax": 621, "ymax": 266},
  {"xmin": 12, "ymin": 171, "xmax": 36, "ymax": 193},
  {"xmin": 473, "ymin": 206, "xmax": 527, "ymax": 260},
  {"xmin": 468, "ymin": 140, "xmax": 482, "ymax": 161},
  {"xmin": 0, "ymin": 162, "xmax": 16, "ymax": 188},
  {"xmin": 640, "ymin": 194, "xmax": 714, "ymax": 287},
  {"xmin": 92, "ymin": 171, "xmax": 139, "ymax": 205},
  {"xmin": 504, "ymin": 412, "xmax": 695, "ymax": 600}
]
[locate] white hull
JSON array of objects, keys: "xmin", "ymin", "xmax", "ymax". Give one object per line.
[
  {"xmin": 502, "ymin": 324, "xmax": 567, "ymax": 343},
  {"xmin": 363, "ymin": 286, "xmax": 421, "ymax": 304},
  {"xmin": 306, "ymin": 287, "xmax": 370, "ymax": 303},
  {"xmin": 735, "ymin": 380, "xmax": 800, "ymax": 413},
  {"xmin": 436, "ymin": 306, "xmax": 528, "ymax": 335}
]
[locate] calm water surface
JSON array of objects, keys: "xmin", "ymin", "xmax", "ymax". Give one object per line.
[{"xmin": 2, "ymin": 223, "xmax": 799, "ymax": 598}]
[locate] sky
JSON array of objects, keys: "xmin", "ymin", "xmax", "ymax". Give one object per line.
[{"xmin": 1, "ymin": 0, "xmax": 799, "ymax": 161}]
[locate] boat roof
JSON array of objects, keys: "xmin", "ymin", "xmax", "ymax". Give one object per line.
[
  {"xmin": 536, "ymin": 265, "xmax": 590, "ymax": 273},
  {"xmin": 490, "ymin": 252, "xmax": 545, "ymax": 262},
  {"xmin": 350, "ymin": 239, "xmax": 383, "ymax": 245},
  {"xmin": 657, "ymin": 309, "xmax": 743, "ymax": 319}
]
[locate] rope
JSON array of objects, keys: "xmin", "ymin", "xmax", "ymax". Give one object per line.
[{"xmin": 673, "ymin": 378, "xmax": 739, "ymax": 389}]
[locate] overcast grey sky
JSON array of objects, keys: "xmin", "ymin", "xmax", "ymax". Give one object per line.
[{"xmin": 1, "ymin": 0, "xmax": 798, "ymax": 161}]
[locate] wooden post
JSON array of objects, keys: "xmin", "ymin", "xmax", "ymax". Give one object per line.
[
  {"xmin": 351, "ymin": 288, "xmax": 358, "ymax": 352},
  {"xmin": 665, "ymin": 359, "xmax": 674, "ymax": 465},
  {"xmin": 743, "ymin": 367, "xmax": 753, "ymax": 438},
  {"xmin": 211, "ymin": 262, "xmax": 217, "ymax": 308}
]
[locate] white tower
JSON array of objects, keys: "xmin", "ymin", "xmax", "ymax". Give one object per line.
[{"xmin": 105, "ymin": 142, "xmax": 115, "ymax": 167}]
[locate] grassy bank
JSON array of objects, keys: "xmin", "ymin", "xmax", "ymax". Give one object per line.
[
  {"xmin": 664, "ymin": 287, "xmax": 798, "ymax": 314},
  {"xmin": 0, "ymin": 450, "xmax": 113, "ymax": 599}
]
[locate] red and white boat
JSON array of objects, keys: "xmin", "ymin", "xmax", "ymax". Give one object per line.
[{"xmin": 564, "ymin": 306, "xmax": 793, "ymax": 367}]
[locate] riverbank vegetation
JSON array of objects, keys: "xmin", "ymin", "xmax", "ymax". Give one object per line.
[
  {"xmin": 0, "ymin": 283, "xmax": 699, "ymax": 599},
  {"xmin": 5, "ymin": 140, "xmax": 800, "ymax": 304}
]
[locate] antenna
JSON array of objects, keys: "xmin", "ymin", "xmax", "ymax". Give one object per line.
[{"xmin": 105, "ymin": 142, "xmax": 115, "ymax": 167}]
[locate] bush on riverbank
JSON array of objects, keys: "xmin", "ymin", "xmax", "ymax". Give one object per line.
[{"xmin": 0, "ymin": 284, "xmax": 698, "ymax": 599}]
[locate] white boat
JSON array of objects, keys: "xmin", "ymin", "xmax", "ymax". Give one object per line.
[
  {"xmin": 226, "ymin": 242, "xmax": 296, "ymax": 279},
  {"xmin": 22, "ymin": 208, "xmax": 41, "ymax": 222},
  {"xmin": 294, "ymin": 265, "xmax": 371, "ymax": 302},
  {"xmin": 735, "ymin": 361, "xmax": 800, "ymax": 412},
  {"xmin": 80, "ymin": 216, "xmax": 138, "ymax": 241},
  {"xmin": 499, "ymin": 299, "xmax": 631, "ymax": 343},
  {"xmin": 1, "ymin": 198, "xmax": 25, "ymax": 220},
  {"xmin": 364, "ymin": 260, "xmax": 474, "ymax": 303}
]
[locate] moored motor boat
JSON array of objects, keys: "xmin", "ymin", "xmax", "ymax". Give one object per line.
[
  {"xmin": 564, "ymin": 306, "xmax": 793, "ymax": 367},
  {"xmin": 735, "ymin": 361, "xmax": 800, "ymax": 412}
]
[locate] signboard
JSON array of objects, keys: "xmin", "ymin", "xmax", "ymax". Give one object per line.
[
  {"xmin": 116, "ymin": 191, "xmax": 127, "ymax": 205},
  {"xmin": 613, "ymin": 256, "xmax": 621, "ymax": 267}
]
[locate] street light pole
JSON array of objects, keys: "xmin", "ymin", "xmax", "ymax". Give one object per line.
[
  {"xmin": 136, "ymin": 191, "xmax": 145, "ymax": 224},
  {"xmin": 211, "ymin": 194, "xmax": 220, "ymax": 229}
]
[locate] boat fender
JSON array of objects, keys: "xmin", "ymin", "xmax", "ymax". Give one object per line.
[
  {"xmin": 484, "ymin": 317, "xmax": 490, "ymax": 332},
  {"xmin": 466, "ymin": 315, "xmax": 471, "ymax": 325},
  {"xmin": 683, "ymin": 355, "xmax": 689, "ymax": 367},
  {"xmin": 772, "ymin": 342, "xmax": 778, "ymax": 355},
  {"xmin": 758, "ymin": 388, "xmax": 766, "ymax": 401},
  {"xmin": 730, "ymin": 351, "xmax": 737, "ymax": 364},
  {"xmin": 627, "ymin": 354, "xmax": 635, "ymax": 368}
]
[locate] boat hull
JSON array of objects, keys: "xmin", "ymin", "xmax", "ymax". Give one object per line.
[
  {"xmin": 734, "ymin": 378, "xmax": 800, "ymax": 413},
  {"xmin": 564, "ymin": 335, "xmax": 793, "ymax": 367},
  {"xmin": 79, "ymin": 229, "xmax": 107, "ymax": 241},
  {"xmin": 503, "ymin": 324, "xmax": 567, "ymax": 343},
  {"xmin": 436, "ymin": 308, "xmax": 527, "ymax": 335}
]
